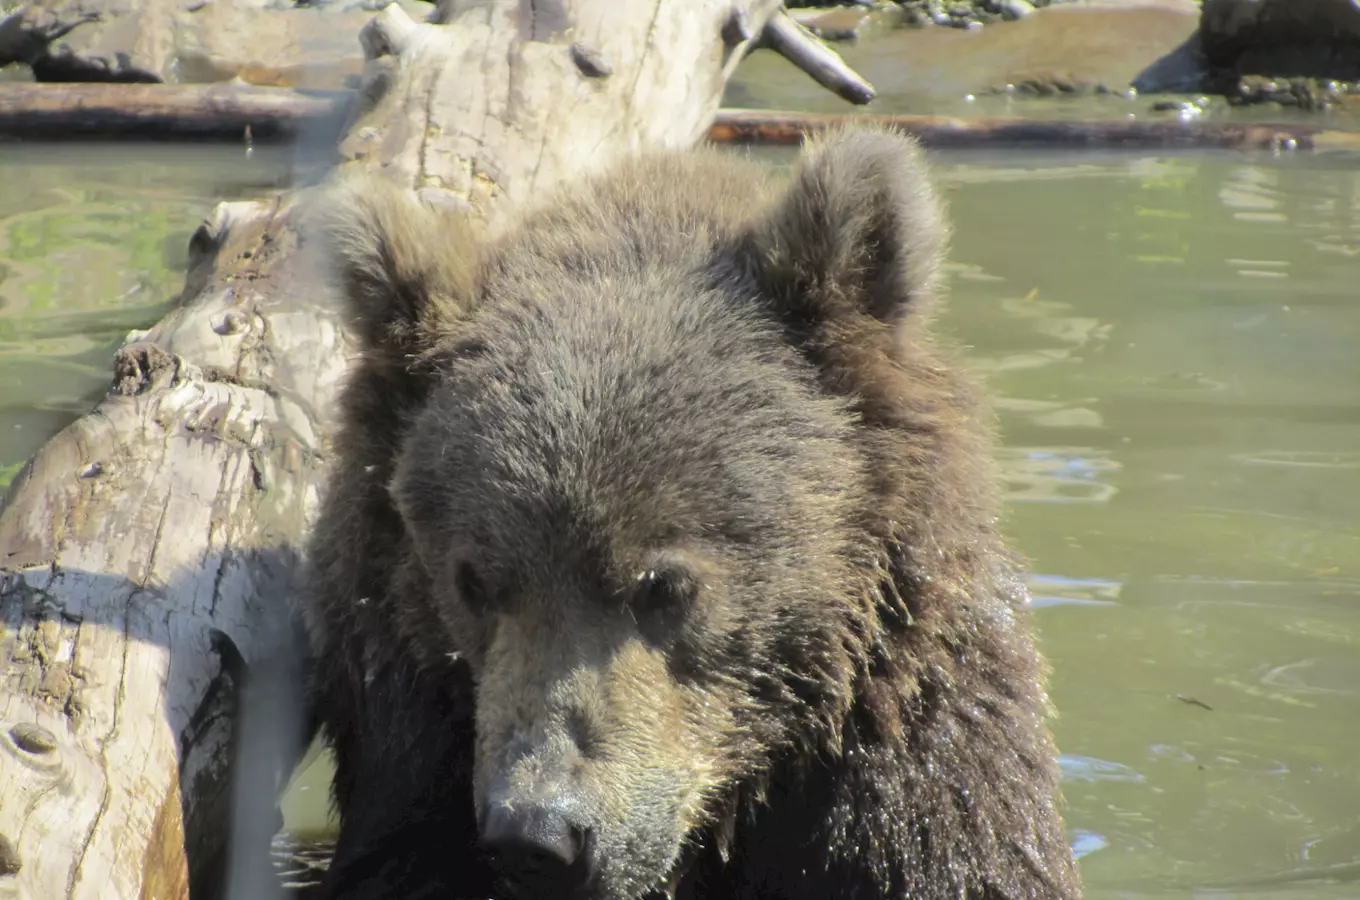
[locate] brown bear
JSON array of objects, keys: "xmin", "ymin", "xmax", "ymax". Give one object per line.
[{"xmin": 301, "ymin": 125, "xmax": 1083, "ymax": 900}]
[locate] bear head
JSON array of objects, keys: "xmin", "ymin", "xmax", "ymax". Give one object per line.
[{"xmin": 310, "ymin": 126, "xmax": 957, "ymax": 900}]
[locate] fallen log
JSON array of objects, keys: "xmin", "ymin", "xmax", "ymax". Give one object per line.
[
  {"xmin": 4, "ymin": 83, "xmax": 1360, "ymax": 154},
  {"xmin": 710, "ymin": 107, "xmax": 1360, "ymax": 152},
  {"xmin": 0, "ymin": 82, "xmax": 353, "ymax": 143},
  {"xmin": 0, "ymin": 3, "xmax": 870, "ymax": 899}
]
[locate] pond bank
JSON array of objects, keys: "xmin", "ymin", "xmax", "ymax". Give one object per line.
[{"xmin": 3, "ymin": 0, "xmax": 1359, "ymax": 120}]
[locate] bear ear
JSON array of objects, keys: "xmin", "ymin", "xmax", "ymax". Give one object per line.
[
  {"xmin": 304, "ymin": 172, "xmax": 478, "ymax": 356},
  {"xmin": 746, "ymin": 125, "xmax": 949, "ymax": 331}
]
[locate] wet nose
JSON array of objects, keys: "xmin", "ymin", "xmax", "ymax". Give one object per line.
[{"xmin": 479, "ymin": 798, "xmax": 589, "ymax": 870}]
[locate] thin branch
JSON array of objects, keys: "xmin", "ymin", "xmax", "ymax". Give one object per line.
[{"xmin": 758, "ymin": 9, "xmax": 875, "ymax": 106}]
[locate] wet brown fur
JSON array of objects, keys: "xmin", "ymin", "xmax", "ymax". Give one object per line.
[{"xmin": 302, "ymin": 126, "xmax": 1083, "ymax": 900}]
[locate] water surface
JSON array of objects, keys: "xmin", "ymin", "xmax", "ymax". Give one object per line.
[
  {"xmin": 1, "ymin": 141, "xmax": 1357, "ymax": 898},
  {"xmin": 0, "ymin": 142, "xmax": 296, "ymax": 487},
  {"xmin": 934, "ymin": 148, "xmax": 1360, "ymax": 898}
]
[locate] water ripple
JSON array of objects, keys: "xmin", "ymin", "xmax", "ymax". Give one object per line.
[
  {"xmin": 1028, "ymin": 574, "xmax": 1123, "ymax": 609},
  {"xmin": 1002, "ymin": 447, "xmax": 1121, "ymax": 504}
]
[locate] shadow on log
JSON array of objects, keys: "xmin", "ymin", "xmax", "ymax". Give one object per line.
[{"xmin": 0, "ymin": 2, "xmax": 870, "ymax": 899}]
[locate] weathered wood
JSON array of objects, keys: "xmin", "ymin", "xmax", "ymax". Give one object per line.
[
  {"xmin": 757, "ymin": 9, "xmax": 875, "ymax": 104},
  {"xmin": 710, "ymin": 107, "xmax": 1360, "ymax": 152},
  {"xmin": 0, "ymin": 82, "xmax": 353, "ymax": 142},
  {"xmin": 5, "ymin": 84, "xmax": 1360, "ymax": 154},
  {"xmin": 0, "ymin": 3, "xmax": 867, "ymax": 899}
]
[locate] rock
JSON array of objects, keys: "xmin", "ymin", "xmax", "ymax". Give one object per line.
[
  {"xmin": 729, "ymin": 0, "xmax": 1203, "ymax": 113},
  {"xmin": 936, "ymin": 1, "xmax": 1202, "ymax": 95},
  {"xmin": 1201, "ymin": 0, "xmax": 1360, "ymax": 82},
  {"xmin": 1232, "ymin": 74, "xmax": 1359, "ymax": 111},
  {"xmin": 0, "ymin": 0, "xmax": 431, "ymax": 88},
  {"xmin": 999, "ymin": 0, "xmax": 1036, "ymax": 21},
  {"xmin": 0, "ymin": 0, "xmax": 170, "ymax": 82}
]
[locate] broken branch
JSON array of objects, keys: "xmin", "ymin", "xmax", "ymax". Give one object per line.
[{"xmin": 757, "ymin": 9, "xmax": 875, "ymax": 106}]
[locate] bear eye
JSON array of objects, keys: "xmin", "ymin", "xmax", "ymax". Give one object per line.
[
  {"xmin": 455, "ymin": 562, "xmax": 489, "ymax": 614},
  {"xmin": 634, "ymin": 565, "xmax": 698, "ymax": 613}
]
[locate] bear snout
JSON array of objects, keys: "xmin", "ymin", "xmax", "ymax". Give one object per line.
[{"xmin": 479, "ymin": 786, "xmax": 597, "ymax": 895}]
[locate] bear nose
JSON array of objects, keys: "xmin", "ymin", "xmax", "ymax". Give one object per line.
[{"xmin": 479, "ymin": 798, "xmax": 590, "ymax": 871}]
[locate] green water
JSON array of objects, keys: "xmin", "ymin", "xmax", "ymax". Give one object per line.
[
  {"xmin": 938, "ymin": 148, "xmax": 1360, "ymax": 898},
  {"xmin": 2, "ymin": 142, "xmax": 1358, "ymax": 897},
  {"xmin": 0, "ymin": 142, "xmax": 298, "ymax": 489}
]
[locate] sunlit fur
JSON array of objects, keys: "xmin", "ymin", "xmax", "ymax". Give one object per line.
[{"xmin": 302, "ymin": 126, "xmax": 1083, "ymax": 900}]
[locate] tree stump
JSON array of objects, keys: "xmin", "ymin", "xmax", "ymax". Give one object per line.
[{"xmin": 0, "ymin": 2, "xmax": 869, "ymax": 899}]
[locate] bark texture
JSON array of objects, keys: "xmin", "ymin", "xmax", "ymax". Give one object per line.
[{"xmin": 0, "ymin": 1, "xmax": 845, "ymax": 897}]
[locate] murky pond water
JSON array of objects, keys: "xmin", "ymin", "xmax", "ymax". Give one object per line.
[
  {"xmin": 2, "ymin": 139, "xmax": 1358, "ymax": 896},
  {"xmin": 935, "ymin": 147, "xmax": 1360, "ymax": 898},
  {"xmin": 0, "ymin": 141, "xmax": 299, "ymax": 489}
]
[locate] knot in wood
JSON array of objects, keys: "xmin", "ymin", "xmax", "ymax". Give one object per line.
[
  {"xmin": 8, "ymin": 722, "xmax": 58, "ymax": 756},
  {"xmin": 213, "ymin": 308, "xmax": 250, "ymax": 336},
  {"xmin": 571, "ymin": 42, "xmax": 612, "ymax": 78},
  {"xmin": 4, "ymin": 718, "xmax": 69, "ymax": 777}
]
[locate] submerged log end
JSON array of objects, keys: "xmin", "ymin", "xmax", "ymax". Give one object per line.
[{"xmin": 761, "ymin": 10, "xmax": 876, "ymax": 106}]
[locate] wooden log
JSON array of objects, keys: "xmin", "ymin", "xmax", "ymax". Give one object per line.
[
  {"xmin": 4, "ymin": 84, "xmax": 1360, "ymax": 154},
  {"xmin": 0, "ymin": 82, "xmax": 352, "ymax": 142},
  {"xmin": 708, "ymin": 107, "xmax": 1360, "ymax": 152},
  {"xmin": 0, "ymin": 3, "xmax": 869, "ymax": 899}
]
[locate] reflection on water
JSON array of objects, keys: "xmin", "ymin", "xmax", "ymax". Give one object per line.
[
  {"xmin": 1003, "ymin": 447, "xmax": 1121, "ymax": 504},
  {"xmin": 934, "ymin": 148, "xmax": 1360, "ymax": 898},
  {"xmin": 1, "ymin": 143, "xmax": 1358, "ymax": 898}
]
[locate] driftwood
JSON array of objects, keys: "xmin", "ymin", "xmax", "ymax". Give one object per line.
[
  {"xmin": 0, "ymin": 82, "xmax": 353, "ymax": 143},
  {"xmin": 0, "ymin": 3, "xmax": 870, "ymax": 899},
  {"xmin": 709, "ymin": 107, "xmax": 1360, "ymax": 152},
  {"xmin": 4, "ymin": 83, "xmax": 1360, "ymax": 154}
]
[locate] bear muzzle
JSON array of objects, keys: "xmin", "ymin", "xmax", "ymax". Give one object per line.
[{"xmin": 479, "ymin": 786, "xmax": 597, "ymax": 897}]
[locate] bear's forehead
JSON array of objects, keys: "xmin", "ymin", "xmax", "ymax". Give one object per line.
[
  {"xmin": 450, "ymin": 268, "xmax": 826, "ymax": 448},
  {"xmin": 411, "ymin": 272, "xmax": 858, "ymax": 567}
]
